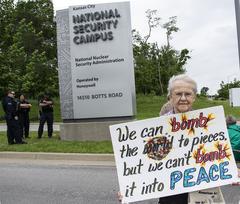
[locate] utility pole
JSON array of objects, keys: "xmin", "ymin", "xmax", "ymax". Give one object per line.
[{"xmin": 235, "ymin": 0, "xmax": 240, "ymax": 69}]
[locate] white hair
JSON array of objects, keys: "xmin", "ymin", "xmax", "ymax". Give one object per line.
[{"xmin": 167, "ymin": 74, "xmax": 197, "ymax": 96}]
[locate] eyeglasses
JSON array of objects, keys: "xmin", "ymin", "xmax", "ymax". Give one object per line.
[{"xmin": 173, "ymin": 91, "xmax": 194, "ymax": 99}]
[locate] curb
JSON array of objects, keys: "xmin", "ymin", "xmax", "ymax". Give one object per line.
[
  {"xmin": 0, "ymin": 152, "xmax": 114, "ymax": 161},
  {"xmin": 0, "ymin": 152, "xmax": 116, "ymax": 166}
]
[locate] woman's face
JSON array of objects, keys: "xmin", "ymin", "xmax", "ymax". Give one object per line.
[{"xmin": 170, "ymin": 80, "xmax": 196, "ymax": 113}]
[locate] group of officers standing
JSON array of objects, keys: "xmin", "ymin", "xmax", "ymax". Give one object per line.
[{"xmin": 1, "ymin": 90, "xmax": 54, "ymax": 145}]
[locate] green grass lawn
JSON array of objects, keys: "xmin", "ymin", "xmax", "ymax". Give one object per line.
[
  {"xmin": 0, "ymin": 94, "xmax": 239, "ymax": 153},
  {"xmin": 0, "ymin": 95, "xmax": 239, "ymax": 122},
  {"xmin": 0, "ymin": 132, "xmax": 113, "ymax": 153},
  {"xmin": 136, "ymin": 94, "xmax": 240, "ymax": 119},
  {"xmin": 0, "ymin": 98, "xmax": 62, "ymax": 122}
]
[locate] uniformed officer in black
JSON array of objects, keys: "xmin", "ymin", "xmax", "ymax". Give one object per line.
[
  {"xmin": 19, "ymin": 94, "xmax": 32, "ymax": 138},
  {"xmin": 38, "ymin": 94, "xmax": 54, "ymax": 138},
  {"xmin": 2, "ymin": 90, "xmax": 26, "ymax": 144}
]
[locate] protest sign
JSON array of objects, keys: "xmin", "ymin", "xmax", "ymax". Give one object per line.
[{"xmin": 110, "ymin": 106, "xmax": 239, "ymax": 203}]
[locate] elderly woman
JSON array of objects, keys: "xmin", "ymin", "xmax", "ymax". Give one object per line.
[
  {"xmin": 159, "ymin": 75, "xmax": 240, "ymax": 203},
  {"xmin": 119, "ymin": 74, "xmax": 196, "ymax": 204},
  {"xmin": 158, "ymin": 74, "xmax": 197, "ymax": 204},
  {"xmin": 119, "ymin": 74, "xmax": 239, "ymax": 203}
]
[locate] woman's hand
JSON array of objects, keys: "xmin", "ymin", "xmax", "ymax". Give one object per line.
[
  {"xmin": 118, "ymin": 191, "xmax": 123, "ymax": 202},
  {"xmin": 117, "ymin": 192, "xmax": 128, "ymax": 204}
]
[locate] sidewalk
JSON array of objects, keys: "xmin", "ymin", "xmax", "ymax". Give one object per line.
[
  {"xmin": 0, "ymin": 152, "xmax": 115, "ymax": 166},
  {"xmin": 0, "ymin": 122, "xmax": 61, "ymax": 131}
]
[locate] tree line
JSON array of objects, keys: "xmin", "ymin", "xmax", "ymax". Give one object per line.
[
  {"xmin": 0, "ymin": 0, "xmax": 57, "ymax": 98},
  {"xmin": 0, "ymin": 1, "xmax": 191, "ymax": 98}
]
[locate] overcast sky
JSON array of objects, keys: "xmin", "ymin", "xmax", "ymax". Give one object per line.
[{"xmin": 52, "ymin": 0, "xmax": 240, "ymax": 95}]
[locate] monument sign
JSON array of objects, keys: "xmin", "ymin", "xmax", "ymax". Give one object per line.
[
  {"xmin": 57, "ymin": 2, "xmax": 136, "ymax": 120},
  {"xmin": 56, "ymin": 2, "xmax": 136, "ymax": 140}
]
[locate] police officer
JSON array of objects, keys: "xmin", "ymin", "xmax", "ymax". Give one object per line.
[
  {"xmin": 38, "ymin": 94, "xmax": 54, "ymax": 138},
  {"xmin": 19, "ymin": 94, "xmax": 32, "ymax": 138},
  {"xmin": 2, "ymin": 90, "xmax": 26, "ymax": 144}
]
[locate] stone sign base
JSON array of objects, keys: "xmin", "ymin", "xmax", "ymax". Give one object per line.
[{"xmin": 60, "ymin": 117, "xmax": 134, "ymax": 141}]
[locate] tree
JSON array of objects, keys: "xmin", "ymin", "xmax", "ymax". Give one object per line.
[
  {"xmin": 144, "ymin": 9, "xmax": 161, "ymax": 44},
  {"xmin": 217, "ymin": 79, "xmax": 240, "ymax": 99},
  {"xmin": 0, "ymin": 51, "xmax": 12, "ymax": 96},
  {"xmin": 162, "ymin": 16, "xmax": 179, "ymax": 48},
  {"xmin": 15, "ymin": 0, "xmax": 56, "ymax": 59},
  {"xmin": 133, "ymin": 11, "xmax": 190, "ymax": 95},
  {"xmin": 22, "ymin": 50, "xmax": 58, "ymax": 98},
  {"xmin": 158, "ymin": 45, "xmax": 189, "ymax": 93},
  {"xmin": 0, "ymin": 0, "xmax": 57, "ymax": 98},
  {"xmin": 200, "ymin": 87, "xmax": 209, "ymax": 97},
  {"xmin": 0, "ymin": 0, "xmax": 15, "ymax": 52}
]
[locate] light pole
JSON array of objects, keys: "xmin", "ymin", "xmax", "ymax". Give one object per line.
[{"xmin": 235, "ymin": 0, "xmax": 240, "ymax": 69}]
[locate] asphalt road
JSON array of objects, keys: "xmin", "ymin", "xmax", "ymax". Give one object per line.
[
  {"xmin": 0, "ymin": 162, "xmax": 239, "ymax": 204},
  {"xmin": 0, "ymin": 163, "xmax": 119, "ymax": 204},
  {"xmin": 0, "ymin": 162, "xmax": 157, "ymax": 204}
]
